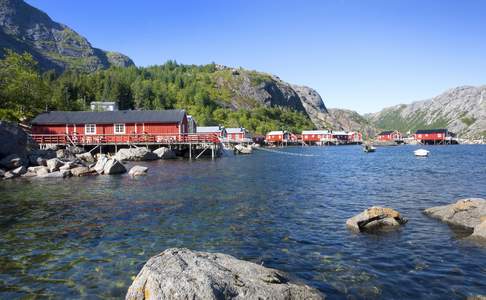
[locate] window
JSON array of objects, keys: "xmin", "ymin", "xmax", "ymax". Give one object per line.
[
  {"xmin": 85, "ymin": 124, "xmax": 96, "ymax": 135},
  {"xmin": 114, "ymin": 123, "xmax": 125, "ymax": 134}
]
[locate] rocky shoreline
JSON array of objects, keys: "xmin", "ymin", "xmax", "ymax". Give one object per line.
[{"xmin": 0, "ymin": 121, "xmax": 176, "ymax": 180}]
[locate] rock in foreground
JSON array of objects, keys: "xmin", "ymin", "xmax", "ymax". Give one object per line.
[
  {"xmin": 128, "ymin": 166, "xmax": 148, "ymax": 176},
  {"xmin": 346, "ymin": 207, "xmax": 407, "ymax": 232},
  {"xmin": 153, "ymin": 147, "xmax": 176, "ymax": 159},
  {"xmin": 424, "ymin": 198, "xmax": 486, "ymax": 230},
  {"xmin": 126, "ymin": 248, "xmax": 323, "ymax": 300}
]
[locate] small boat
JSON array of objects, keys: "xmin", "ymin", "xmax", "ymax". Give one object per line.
[
  {"xmin": 414, "ymin": 149, "xmax": 430, "ymax": 157},
  {"xmin": 363, "ymin": 145, "xmax": 376, "ymax": 153}
]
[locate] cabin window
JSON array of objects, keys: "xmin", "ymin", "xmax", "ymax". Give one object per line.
[
  {"xmin": 85, "ymin": 124, "xmax": 96, "ymax": 135},
  {"xmin": 114, "ymin": 123, "xmax": 126, "ymax": 134}
]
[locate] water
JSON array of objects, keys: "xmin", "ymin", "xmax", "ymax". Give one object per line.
[{"xmin": 1, "ymin": 145, "xmax": 486, "ymax": 299}]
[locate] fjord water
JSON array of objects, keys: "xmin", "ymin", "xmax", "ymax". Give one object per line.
[{"xmin": 1, "ymin": 145, "xmax": 486, "ymax": 299}]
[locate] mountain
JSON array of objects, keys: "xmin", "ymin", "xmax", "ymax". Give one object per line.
[
  {"xmin": 0, "ymin": 0, "xmax": 134, "ymax": 73},
  {"xmin": 369, "ymin": 85, "xmax": 486, "ymax": 138}
]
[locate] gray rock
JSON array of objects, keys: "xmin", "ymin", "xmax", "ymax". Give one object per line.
[
  {"xmin": 471, "ymin": 219, "xmax": 486, "ymax": 239},
  {"xmin": 76, "ymin": 152, "xmax": 95, "ymax": 163},
  {"xmin": 3, "ymin": 171, "xmax": 16, "ymax": 179},
  {"xmin": 0, "ymin": 169, "xmax": 4, "ymax": 177},
  {"xmin": 128, "ymin": 165, "xmax": 148, "ymax": 176},
  {"xmin": 38, "ymin": 170, "xmax": 71, "ymax": 178},
  {"xmin": 35, "ymin": 166, "xmax": 49, "ymax": 176},
  {"xmin": 126, "ymin": 248, "xmax": 323, "ymax": 300},
  {"xmin": 93, "ymin": 155, "xmax": 109, "ymax": 174},
  {"xmin": 346, "ymin": 207, "xmax": 407, "ymax": 232},
  {"xmin": 71, "ymin": 166, "xmax": 96, "ymax": 177},
  {"xmin": 21, "ymin": 171, "xmax": 37, "ymax": 178},
  {"xmin": 3, "ymin": 165, "xmax": 27, "ymax": 179},
  {"xmin": 46, "ymin": 158, "xmax": 63, "ymax": 172},
  {"xmin": 103, "ymin": 159, "xmax": 126, "ymax": 175},
  {"xmin": 424, "ymin": 198, "xmax": 486, "ymax": 230},
  {"xmin": 115, "ymin": 147, "xmax": 158, "ymax": 161},
  {"xmin": 59, "ymin": 161, "xmax": 77, "ymax": 171},
  {"xmin": 28, "ymin": 149, "xmax": 56, "ymax": 166},
  {"xmin": 27, "ymin": 166, "xmax": 45, "ymax": 173},
  {"xmin": 153, "ymin": 147, "xmax": 176, "ymax": 159}
]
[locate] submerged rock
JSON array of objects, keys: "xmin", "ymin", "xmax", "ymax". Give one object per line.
[
  {"xmin": 424, "ymin": 198, "xmax": 486, "ymax": 230},
  {"xmin": 346, "ymin": 207, "xmax": 407, "ymax": 232},
  {"xmin": 153, "ymin": 147, "xmax": 176, "ymax": 159},
  {"xmin": 126, "ymin": 248, "xmax": 323, "ymax": 300},
  {"xmin": 115, "ymin": 147, "xmax": 158, "ymax": 161},
  {"xmin": 128, "ymin": 166, "xmax": 148, "ymax": 176}
]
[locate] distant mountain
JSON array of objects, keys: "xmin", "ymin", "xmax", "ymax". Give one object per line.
[
  {"xmin": 369, "ymin": 85, "xmax": 486, "ymax": 138},
  {"xmin": 0, "ymin": 0, "xmax": 134, "ymax": 72}
]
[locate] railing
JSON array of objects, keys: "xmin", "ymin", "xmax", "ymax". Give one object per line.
[{"xmin": 30, "ymin": 133, "xmax": 221, "ymax": 145}]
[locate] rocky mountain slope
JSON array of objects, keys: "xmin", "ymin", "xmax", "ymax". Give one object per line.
[
  {"xmin": 369, "ymin": 85, "xmax": 486, "ymax": 137},
  {"xmin": 0, "ymin": 0, "xmax": 134, "ymax": 72}
]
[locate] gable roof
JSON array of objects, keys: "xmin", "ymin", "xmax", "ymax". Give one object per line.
[
  {"xmin": 378, "ymin": 130, "xmax": 397, "ymax": 135},
  {"xmin": 226, "ymin": 127, "xmax": 246, "ymax": 134},
  {"xmin": 197, "ymin": 126, "xmax": 225, "ymax": 133},
  {"xmin": 31, "ymin": 110, "xmax": 186, "ymax": 125},
  {"xmin": 302, "ymin": 130, "xmax": 330, "ymax": 135}
]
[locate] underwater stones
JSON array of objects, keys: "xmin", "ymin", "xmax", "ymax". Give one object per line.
[
  {"xmin": 346, "ymin": 207, "xmax": 407, "ymax": 232},
  {"xmin": 128, "ymin": 165, "xmax": 148, "ymax": 176},
  {"xmin": 126, "ymin": 248, "xmax": 323, "ymax": 300}
]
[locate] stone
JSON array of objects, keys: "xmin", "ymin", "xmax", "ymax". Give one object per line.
[
  {"xmin": 153, "ymin": 147, "xmax": 176, "ymax": 159},
  {"xmin": 3, "ymin": 171, "xmax": 16, "ymax": 179},
  {"xmin": 424, "ymin": 198, "xmax": 486, "ymax": 230},
  {"xmin": 0, "ymin": 154, "xmax": 27, "ymax": 170},
  {"xmin": 46, "ymin": 158, "xmax": 63, "ymax": 172},
  {"xmin": 21, "ymin": 171, "xmax": 37, "ymax": 178},
  {"xmin": 115, "ymin": 147, "xmax": 158, "ymax": 161},
  {"xmin": 0, "ymin": 169, "xmax": 4, "ymax": 177},
  {"xmin": 94, "ymin": 155, "xmax": 109, "ymax": 174},
  {"xmin": 35, "ymin": 166, "xmax": 50, "ymax": 176},
  {"xmin": 346, "ymin": 207, "xmax": 407, "ymax": 232},
  {"xmin": 471, "ymin": 221, "xmax": 486, "ymax": 240},
  {"xmin": 38, "ymin": 170, "xmax": 71, "ymax": 178},
  {"xmin": 128, "ymin": 166, "xmax": 148, "ymax": 176},
  {"xmin": 3, "ymin": 166, "xmax": 27, "ymax": 179},
  {"xmin": 126, "ymin": 248, "xmax": 323, "ymax": 300},
  {"xmin": 28, "ymin": 149, "xmax": 56, "ymax": 166},
  {"xmin": 27, "ymin": 166, "xmax": 45, "ymax": 173},
  {"xmin": 103, "ymin": 159, "xmax": 126, "ymax": 175},
  {"xmin": 76, "ymin": 152, "xmax": 95, "ymax": 163},
  {"xmin": 71, "ymin": 166, "xmax": 96, "ymax": 177},
  {"xmin": 59, "ymin": 161, "xmax": 77, "ymax": 171}
]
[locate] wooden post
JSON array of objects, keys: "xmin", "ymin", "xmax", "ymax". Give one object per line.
[
  {"xmin": 189, "ymin": 143, "xmax": 192, "ymax": 160},
  {"xmin": 211, "ymin": 144, "xmax": 215, "ymax": 159}
]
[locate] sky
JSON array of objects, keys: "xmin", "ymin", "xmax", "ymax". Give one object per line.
[{"xmin": 27, "ymin": 0, "xmax": 486, "ymax": 113}]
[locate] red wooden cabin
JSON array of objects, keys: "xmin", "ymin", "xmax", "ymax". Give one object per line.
[
  {"xmin": 265, "ymin": 131, "xmax": 289, "ymax": 143},
  {"xmin": 414, "ymin": 129, "xmax": 453, "ymax": 144},
  {"xmin": 302, "ymin": 130, "xmax": 332, "ymax": 143},
  {"xmin": 30, "ymin": 109, "xmax": 196, "ymax": 144},
  {"xmin": 377, "ymin": 130, "xmax": 402, "ymax": 142},
  {"xmin": 226, "ymin": 127, "xmax": 251, "ymax": 142}
]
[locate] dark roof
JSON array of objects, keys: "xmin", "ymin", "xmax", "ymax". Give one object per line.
[
  {"xmin": 415, "ymin": 129, "xmax": 448, "ymax": 134},
  {"xmin": 378, "ymin": 130, "xmax": 396, "ymax": 135},
  {"xmin": 31, "ymin": 110, "xmax": 186, "ymax": 125}
]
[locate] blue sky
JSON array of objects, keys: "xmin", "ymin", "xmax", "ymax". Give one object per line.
[{"xmin": 27, "ymin": 0, "xmax": 486, "ymax": 113}]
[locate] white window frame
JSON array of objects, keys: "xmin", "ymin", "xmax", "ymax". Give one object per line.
[
  {"xmin": 85, "ymin": 124, "xmax": 96, "ymax": 135},
  {"xmin": 114, "ymin": 123, "xmax": 126, "ymax": 134}
]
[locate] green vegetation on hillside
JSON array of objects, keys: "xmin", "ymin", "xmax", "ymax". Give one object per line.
[{"xmin": 0, "ymin": 51, "xmax": 314, "ymax": 134}]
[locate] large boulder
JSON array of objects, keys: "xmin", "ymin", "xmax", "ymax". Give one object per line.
[
  {"xmin": 346, "ymin": 207, "xmax": 407, "ymax": 232},
  {"xmin": 424, "ymin": 198, "xmax": 486, "ymax": 230},
  {"xmin": 46, "ymin": 158, "xmax": 63, "ymax": 172},
  {"xmin": 103, "ymin": 159, "xmax": 126, "ymax": 175},
  {"xmin": 471, "ymin": 218, "xmax": 486, "ymax": 239},
  {"xmin": 76, "ymin": 152, "xmax": 95, "ymax": 163},
  {"xmin": 128, "ymin": 165, "xmax": 148, "ymax": 176},
  {"xmin": 28, "ymin": 149, "xmax": 56, "ymax": 166},
  {"xmin": 3, "ymin": 166, "xmax": 27, "ymax": 179},
  {"xmin": 35, "ymin": 166, "xmax": 50, "ymax": 176},
  {"xmin": 71, "ymin": 166, "xmax": 96, "ymax": 177},
  {"xmin": 38, "ymin": 169, "xmax": 71, "ymax": 178},
  {"xmin": 153, "ymin": 147, "xmax": 176, "ymax": 159},
  {"xmin": 94, "ymin": 155, "xmax": 109, "ymax": 174},
  {"xmin": 126, "ymin": 248, "xmax": 323, "ymax": 300},
  {"xmin": 0, "ymin": 121, "xmax": 37, "ymax": 159},
  {"xmin": 115, "ymin": 147, "xmax": 158, "ymax": 161}
]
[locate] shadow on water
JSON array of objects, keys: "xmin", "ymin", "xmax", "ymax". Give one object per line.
[{"xmin": 0, "ymin": 145, "xmax": 486, "ymax": 299}]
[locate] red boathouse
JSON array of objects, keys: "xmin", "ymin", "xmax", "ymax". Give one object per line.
[
  {"xmin": 377, "ymin": 130, "xmax": 402, "ymax": 142},
  {"xmin": 414, "ymin": 129, "xmax": 455, "ymax": 144}
]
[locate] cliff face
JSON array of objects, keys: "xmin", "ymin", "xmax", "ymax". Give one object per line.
[
  {"xmin": 0, "ymin": 0, "xmax": 134, "ymax": 72},
  {"xmin": 369, "ymin": 85, "xmax": 486, "ymax": 137}
]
